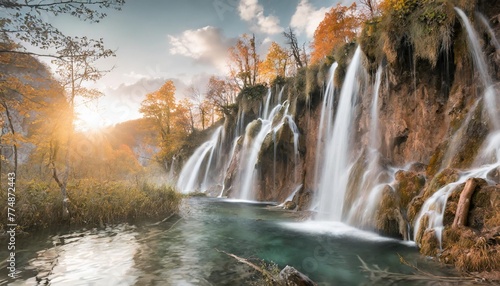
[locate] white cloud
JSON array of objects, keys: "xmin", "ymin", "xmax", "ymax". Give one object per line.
[
  {"xmin": 238, "ymin": 0, "xmax": 283, "ymax": 35},
  {"xmin": 239, "ymin": 0, "xmax": 260, "ymax": 21},
  {"xmin": 290, "ymin": 0, "xmax": 330, "ymax": 38},
  {"xmin": 168, "ymin": 26, "xmax": 234, "ymax": 71}
]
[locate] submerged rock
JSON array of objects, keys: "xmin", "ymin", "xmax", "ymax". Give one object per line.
[
  {"xmin": 283, "ymin": 201, "xmax": 297, "ymax": 210},
  {"xmin": 279, "ymin": 265, "xmax": 317, "ymax": 286}
]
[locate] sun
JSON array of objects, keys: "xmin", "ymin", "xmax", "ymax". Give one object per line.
[{"xmin": 75, "ymin": 105, "xmax": 107, "ymax": 132}]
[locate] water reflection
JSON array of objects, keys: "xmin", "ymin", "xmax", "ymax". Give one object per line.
[{"xmin": 6, "ymin": 198, "xmax": 455, "ymax": 285}]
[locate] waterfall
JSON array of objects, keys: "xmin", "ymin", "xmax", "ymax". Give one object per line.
[
  {"xmin": 345, "ymin": 66, "xmax": 392, "ymax": 226},
  {"xmin": 476, "ymin": 12, "xmax": 500, "ymax": 52},
  {"xmin": 285, "ymin": 115, "xmax": 300, "ymax": 182},
  {"xmin": 176, "ymin": 126, "xmax": 223, "ymax": 194},
  {"xmin": 278, "ymin": 184, "xmax": 302, "ymax": 206},
  {"xmin": 313, "ymin": 63, "xmax": 338, "ymax": 192},
  {"xmin": 414, "ymin": 10, "xmax": 500, "ymax": 245},
  {"xmin": 237, "ymin": 104, "xmax": 283, "ymax": 200},
  {"xmin": 262, "ymin": 88, "xmax": 272, "ymax": 120},
  {"xmin": 455, "ymin": 8, "xmax": 499, "ymax": 129},
  {"xmin": 315, "ymin": 47, "xmax": 363, "ymax": 221}
]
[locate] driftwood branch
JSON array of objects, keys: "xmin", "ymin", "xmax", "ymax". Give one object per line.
[
  {"xmin": 359, "ymin": 255, "xmax": 493, "ymax": 285},
  {"xmin": 453, "ymin": 178, "xmax": 477, "ymax": 228},
  {"xmin": 215, "ymin": 249, "xmax": 279, "ymax": 284}
]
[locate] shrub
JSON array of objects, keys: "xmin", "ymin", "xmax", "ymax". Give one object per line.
[{"xmin": 0, "ymin": 180, "xmax": 182, "ymax": 233}]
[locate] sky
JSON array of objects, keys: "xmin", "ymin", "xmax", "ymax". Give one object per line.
[{"xmin": 43, "ymin": 0, "xmax": 351, "ymax": 130}]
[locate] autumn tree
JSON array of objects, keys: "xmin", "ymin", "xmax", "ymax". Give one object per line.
[
  {"xmin": 360, "ymin": 0, "xmax": 380, "ymax": 18},
  {"xmin": 0, "ymin": 40, "xmax": 64, "ymax": 179},
  {"xmin": 310, "ymin": 3, "xmax": 361, "ymax": 63},
  {"xmin": 186, "ymin": 85, "xmax": 211, "ymax": 130},
  {"xmin": 0, "ymin": 0, "xmax": 124, "ymax": 57},
  {"xmin": 140, "ymin": 80, "xmax": 177, "ymax": 141},
  {"xmin": 47, "ymin": 36, "xmax": 115, "ymax": 218},
  {"xmin": 206, "ymin": 76, "xmax": 237, "ymax": 116},
  {"xmin": 259, "ymin": 42, "xmax": 290, "ymax": 83},
  {"xmin": 283, "ymin": 28, "xmax": 305, "ymax": 69},
  {"xmin": 140, "ymin": 80, "xmax": 191, "ymax": 164},
  {"xmin": 178, "ymin": 98, "xmax": 196, "ymax": 132},
  {"xmin": 228, "ymin": 33, "xmax": 260, "ymax": 90}
]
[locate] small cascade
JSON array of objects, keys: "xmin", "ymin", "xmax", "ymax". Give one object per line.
[
  {"xmin": 455, "ymin": 8, "xmax": 499, "ymax": 128},
  {"xmin": 278, "ymin": 184, "xmax": 302, "ymax": 207},
  {"xmin": 234, "ymin": 88, "xmax": 301, "ymax": 200},
  {"xmin": 176, "ymin": 126, "xmax": 223, "ymax": 194},
  {"xmin": 277, "ymin": 85, "xmax": 285, "ymax": 104},
  {"xmin": 237, "ymin": 104, "xmax": 283, "ymax": 200},
  {"xmin": 284, "ymin": 114, "xmax": 300, "ymax": 182},
  {"xmin": 313, "ymin": 63, "xmax": 338, "ymax": 189},
  {"xmin": 219, "ymin": 136, "xmax": 240, "ymax": 197},
  {"xmin": 414, "ymin": 10, "xmax": 500, "ymax": 246},
  {"xmin": 262, "ymin": 88, "xmax": 272, "ymax": 120},
  {"xmin": 315, "ymin": 47, "xmax": 363, "ymax": 221},
  {"xmin": 476, "ymin": 12, "xmax": 500, "ymax": 52},
  {"xmin": 236, "ymin": 109, "xmax": 246, "ymax": 137}
]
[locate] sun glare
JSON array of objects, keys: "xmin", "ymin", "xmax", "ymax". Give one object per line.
[{"xmin": 75, "ymin": 106, "xmax": 106, "ymax": 132}]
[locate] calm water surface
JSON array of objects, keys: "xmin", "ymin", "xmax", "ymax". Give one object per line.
[{"xmin": 1, "ymin": 198, "xmax": 456, "ymax": 285}]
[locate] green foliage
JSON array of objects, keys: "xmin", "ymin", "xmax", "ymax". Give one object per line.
[
  {"xmin": 0, "ymin": 180, "xmax": 182, "ymax": 233},
  {"xmin": 333, "ymin": 42, "xmax": 357, "ymax": 88},
  {"xmin": 378, "ymin": 0, "xmax": 457, "ymax": 67},
  {"xmin": 240, "ymin": 83, "xmax": 268, "ymax": 101},
  {"xmin": 270, "ymin": 75, "xmax": 286, "ymax": 88}
]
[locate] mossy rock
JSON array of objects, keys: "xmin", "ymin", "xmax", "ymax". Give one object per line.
[
  {"xmin": 283, "ymin": 201, "xmax": 297, "ymax": 210},
  {"xmin": 420, "ymin": 229, "xmax": 440, "ymax": 257},
  {"xmin": 426, "ymin": 141, "xmax": 448, "ymax": 178},
  {"xmin": 422, "ymin": 168, "xmax": 460, "ymax": 200},
  {"xmin": 245, "ymin": 119, "xmax": 263, "ymax": 140},
  {"xmin": 470, "ymin": 185, "xmax": 500, "ymax": 230},
  {"xmin": 486, "ymin": 167, "xmax": 500, "ymax": 184},
  {"xmin": 394, "ymin": 170, "xmax": 426, "ymax": 208},
  {"xmin": 375, "ymin": 185, "xmax": 407, "ymax": 239},
  {"xmin": 408, "ymin": 195, "xmax": 426, "ymax": 225}
]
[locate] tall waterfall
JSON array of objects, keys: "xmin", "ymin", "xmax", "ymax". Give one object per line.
[
  {"xmin": 315, "ymin": 47, "xmax": 363, "ymax": 221},
  {"xmin": 345, "ymin": 66, "xmax": 394, "ymax": 226},
  {"xmin": 313, "ymin": 63, "xmax": 338, "ymax": 192},
  {"xmin": 176, "ymin": 126, "xmax": 224, "ymax": 194}
]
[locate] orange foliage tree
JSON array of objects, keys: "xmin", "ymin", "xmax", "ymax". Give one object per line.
[
  {"xmin": 310, "ymin": 3, "xmax": 361, "ymax": 63},
  {"xmin": 259, "ymin": 42, "xmax": 290, "ymax": 83}
]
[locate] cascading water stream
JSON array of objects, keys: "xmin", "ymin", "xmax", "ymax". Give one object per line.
[
  {"xmin": 345, "ymin": 66, "xmax": 391, "ymax": 226},
  {"xmin": 262, "ymin": 88, "xmax": 273, "ymax": 120},
  {"xmin": 176, "ymin": 126, "xmax": 223, "ymax": 194},
  {"xmin": 237, "ymin": 104, "xmax": 283, "ymax": 200},
  {"xmin": 414, "ymin": 10, "xmax": 500, "ymax": 246},
  {"xmin": 476, "ymin": 12, "xmax": 500, "ymax": 52},
  {"xmin": 315, "ymin": 47, "xmax": 363, "ymax": 221},
  {"xmin": 313, "ymin": 63, "xmax": 338, "ymax": 192},
  {"xmin": 455, "ymin": 8, "xmax": 499, "ymax": 129}
]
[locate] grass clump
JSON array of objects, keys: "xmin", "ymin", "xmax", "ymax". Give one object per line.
[{"xmin": 0, "ymin": 180, "xmax": 182, "ymax": 233}]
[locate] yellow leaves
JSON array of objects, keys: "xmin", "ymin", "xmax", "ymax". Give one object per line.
[
  {"xmin": 310, "ymin": 3, "xmax": 361, "ymax": 64},
  {"xmin": 259, "ymin": 42, "xmax": 290, "ymax": 83}
]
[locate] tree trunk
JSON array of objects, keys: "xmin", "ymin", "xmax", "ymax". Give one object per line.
[
  {"xmin": 452, "ymin": 178, "xmax": 478, "ymax": 228},
  {"xmin": 2, "ymin": 102, "xmax": 17, "ymax": 175}
]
